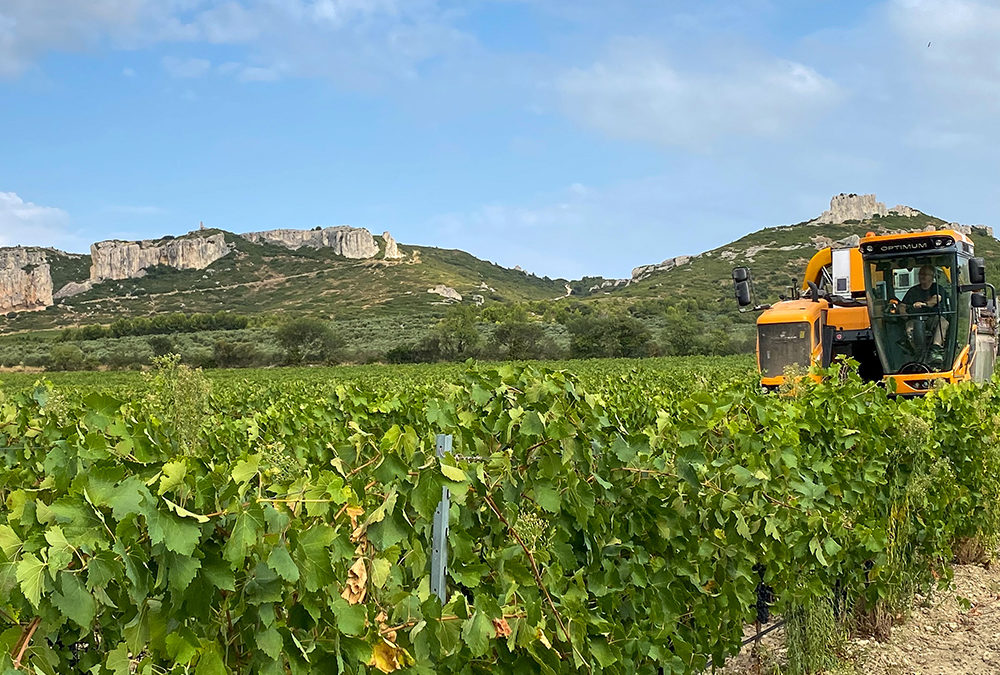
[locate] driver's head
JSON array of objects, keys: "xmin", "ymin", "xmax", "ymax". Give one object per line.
[{"xmin": 918, "ymin": 265, "xmax": 935, "ymax": 288}]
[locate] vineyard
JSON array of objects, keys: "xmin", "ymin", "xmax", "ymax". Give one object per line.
[{"xmin": 1, "ymin": 355, "xmax": 999, "ymax": 673}]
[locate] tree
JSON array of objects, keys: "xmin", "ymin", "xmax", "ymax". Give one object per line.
[
  {"xmin": 489, "ymin": 320, "xmax": 548, "ymax": 360},
  {"xmin": 213, "ymin": 339, "xmax": 260, "ymax": 368},
  {"xmin": 660, "ymin": 307, "xmax": 701, "ymax": 356},
  {"xmin": 565, "ymin": 315, "xmax": 655, "ymax": 359},
  {"xmin": 148, "ymin": 335, "xmax": 175, "ymax": 357},
  {"xmin": 276, "ymin": 318, "xmax": 344, "ymax": 364},
  {"xmin": 429, "ymin": 306, "xmax": 482, "ymax": 361},
  {"xmin": 49, "ymin": 344, "xmax": 85, "ymax": 371}
]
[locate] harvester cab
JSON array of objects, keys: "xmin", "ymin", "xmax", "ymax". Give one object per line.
[
  {"xmin": 733, "ymin": 245, "xmax": 881, "ymax": 389},
  {"xmin": 860, "ymin": 229, "xmax": 997, "ymax": 394}
]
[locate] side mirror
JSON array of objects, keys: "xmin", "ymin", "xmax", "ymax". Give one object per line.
[
  {"xmin": 732, "ymin": 267, "xmax": 750, "ymax": 283},
  {"xmin": 735, "ymin": 280, "xmax": 752, "ymax": 307},
  {"xmin": 970, "ymin": 257, "xmax": 986, "ymax": 285},
  {"xmin": 972, "ymin": 292, "xmax": 988, "ymax": 309}
]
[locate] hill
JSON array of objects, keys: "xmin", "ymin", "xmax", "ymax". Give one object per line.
[
  {"xmin": 0, "ymin": 193, "xmax": 995, "ymax": 368},
  {"xmin": 592, "ymin": 210, "xmax": 998, "ymax": 314},
  {"xmin": 0, "ymin": 229, "xmax": 567, "ymax": 334}
]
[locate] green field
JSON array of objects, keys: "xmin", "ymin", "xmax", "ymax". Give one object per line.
[{"xmin": 1, "ymin": 355, "xmax": 998, "ymax": 673}]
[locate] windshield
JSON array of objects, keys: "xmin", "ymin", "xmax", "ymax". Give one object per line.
[
  {"xmin": 758, "ymin": 322, "xmax": 811, "ymax": 377},
  {"xmin": 865, "ymin": 254, "xmax": 967, "ymax": 374}
]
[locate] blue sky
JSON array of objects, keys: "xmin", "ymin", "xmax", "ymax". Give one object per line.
[{"xmin": 1, "ymin": 0, "xmax": 999, "ymax": 279}]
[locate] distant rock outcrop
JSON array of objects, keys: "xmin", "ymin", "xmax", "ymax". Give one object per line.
[
  {"xmin": 945, "ymin": 223, "xmax": 996, "ymax": 238},
  {"xmin": 588, "ymin": 279, "xmax": 629, "ymax": 293},
  {"xmin": 382, "ymin": 231, "xmax": 404, "ymax": 259},
  {"xmin": 0, "ymin": 248, "xmax": 53, "ymax": 312},
  {"xmin": 631, "ymin": 255, "xmax": 691, "ymax": 282},
  {"xmin": 890, "ymin": 205, "xmax": 920, "ymax": 217},
  {"xmin": 242, "ymin": 226, "xmax": 379, "ymax": 258},
  {"xmin": 428, "ymin": 285, "xmax": 462, "ymax": 302},
  {"xmin": 812, "ymin": 193, "xmax": 888, "ymax": 224},
  {"xmin": 54, "ymin": 280, "xmax": 94, "ymax": 300},
  {"xmin": 90, "ymin": 233, "xmax": 231, "ymax": 281}
]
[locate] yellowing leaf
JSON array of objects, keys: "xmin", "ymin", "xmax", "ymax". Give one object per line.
[{"xmin": 368, "ymin": 641, "xmax": 412, "ymax": 673}]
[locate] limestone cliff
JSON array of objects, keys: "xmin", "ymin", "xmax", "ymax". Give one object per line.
[
  {"xmin": 0, "ymin": 248, "xmax": 54, "ymax": 312},
  {"xmin": 90, "ymin": 233, "xmax": 231, "ymax": 281},
  {"xmin": 812, "ymin": 193, "xmax": 888, "ymax": 224},
  {"xmin": 382, "ymin": 231, "xmax": 404, "ymax": 259},
  {"xmin": 242, "ymin": 226, "xmax": 379, "ymax": 258}
]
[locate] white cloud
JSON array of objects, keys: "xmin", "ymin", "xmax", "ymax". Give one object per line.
[
  {"xmin": 162, "ymin": 55, "xmax": 212, "ymax": 78},
  {"xmin": 0, "ymin": 0, "xmax": 148, "ymax": 77},
  {"xmin": 0, "ymin": 1, "xmax": 471, "ymax": 87},
  {"xmin": 557, "ymin": 40, "xmax": 841, "ymax": 149},
  {"xmin": 0, "ymin": 191, "xmax": 74, "ymax": 248}
]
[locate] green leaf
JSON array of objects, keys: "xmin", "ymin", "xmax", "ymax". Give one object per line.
[
  {"xmin": 195, "ymin": 647, "xmax": 228, "ymax": 675},
  {"xmin": 267, "ymin": 545, "xmax": 300, "ymax": 583},
  {"xmin": 163, "ymin": 497, "xmax": 210, "ymax": 523},
  {"xmin": 295, "ymin": 524, "xmax": 336, "ymax": 592},
  {"xmin": 158, "ymin": 460, "xmax": 187, "ymax": 495},
  {"xmin": 809, "ymin": 535, "xmax": 829, "ymax": 566},
  {"xmin": 231, "ymin": 455, "xmax": 260, "ymax": 484},
  {"xmin": 823, "ymin": 537, "xmax": 843, "ymax": 557},
  {"xmin": 107, "ymin": 477, "xmax": 150, "ymax": 521},
  {"xmin": 166, "ymin": 552, "xmax": 202, "ymax": 596},
  {"xmin": 461, "ymin": 611, "xmax": 493, "ymax": 658},
  {"xmin": 331, "ymin": 597, "xmax": 367, "ymax": 636},
  {"xmin": 147, "ymin": 509, "xmax": 202, "ymax": 556},
  {"xmin": 0, "ymin": 525, "xmax": 21, "ymax": 559},
  {"xmin": 83, "ymin": 392, "xmax": 123, "ymax": 415},
  {"xmin": 16, "ymin": 553, "xmax": 46, "ymax": 607},
  {"xmin": 201, "ymin": 559, "xmax": 236, "ymax": 591},
  {"xmin": 520, "ymin": 411, "xmax": 545, "ymax": 436},
  {"xmin": 735, "ymin": 513, "xmax": 751, "ymax": 540},
  {"xmin": 45, "ymin": 525, "xmax": 75, "ymax": 574},
  {"xmin": 53, "ymin": 571, "xmax": 96, "ymax": 627},
  {"xmin": 729, "ymin": 465, "xmax": 754, "ymax": 486},
  {"xmin": 370, "ymin": 558, "xmax": 392, "ymax": 588},
  {"xmin": 223, "ymin": 504, "xmax": 265, "ymax": 566},
  {"xmin": 533, "ymin": 484, "xmax": 561, "ymax": 514},
  {"xmin": 257, "ymin": 626, "xmax": 283, "ymax": 661},
  {"xmin": 165, "ymin": 631, "xmax": 199, "ymax": 665},
  {"xmin": 440, "ymin": 464, "xmax": 467, "ymax": 482}
]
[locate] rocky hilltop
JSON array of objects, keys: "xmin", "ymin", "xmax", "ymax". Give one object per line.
[
  {"xmin": 811, "ymin": 193, "xmax": 920, "ymax": 225},
  {"xmin": 0, "ymin": 248, "xmax": 53, "ymax": 312},
  {"xmin": 90, "ymin": 233, "xmax": 231, "ymax": 282},
  {"xmin": 242, "ymin": 226, "xmax": 382, "ymax": 258}
]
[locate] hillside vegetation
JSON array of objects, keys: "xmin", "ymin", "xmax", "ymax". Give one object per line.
[{"xmin": 0, "ymin": 210, "xmax": 996, "ymax": 370}]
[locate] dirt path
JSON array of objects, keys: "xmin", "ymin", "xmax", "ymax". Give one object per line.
[{"xmin": 721, "ymin": 562, "xmax": 1000, "ymax": 674}]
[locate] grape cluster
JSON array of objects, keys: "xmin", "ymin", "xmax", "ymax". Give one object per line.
[
  {"xmin": 513, "ymin": 510, "xmax": 551, "ymax": 554},
  {"xmin": 753, "ymin": 564, "xmax": 774, "ymax": 624},
  {"xmin": 262, "ymin": 442, "xmax": 302, "ymax": 483}
]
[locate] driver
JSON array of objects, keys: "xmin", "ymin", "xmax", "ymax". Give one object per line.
[{"xmin": 899, "ymin": 265, "xmax": 949, "ymax": 367}]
